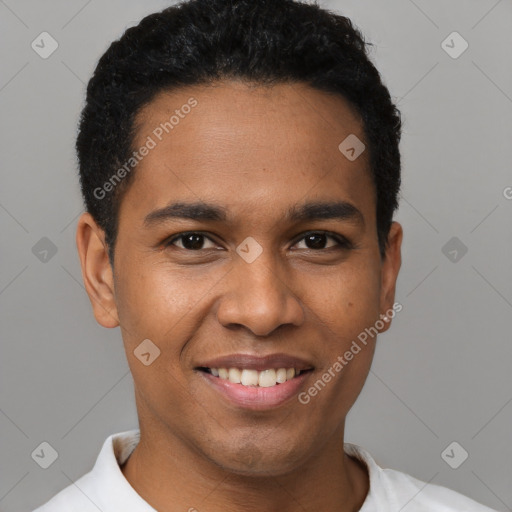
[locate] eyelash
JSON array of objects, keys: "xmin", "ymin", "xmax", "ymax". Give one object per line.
[{"xmin": 163, "ymin": 231, "xmax": 353, "ymax": 252}]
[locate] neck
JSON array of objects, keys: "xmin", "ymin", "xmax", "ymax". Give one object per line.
[{"xmin": 120, "ymin": 424, "xmax": 369, "ymax": 512}]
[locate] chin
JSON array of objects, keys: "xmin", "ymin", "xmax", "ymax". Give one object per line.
[{"xmin": 208, "ymin": 441, "xmax": 307, "ymax": 477}]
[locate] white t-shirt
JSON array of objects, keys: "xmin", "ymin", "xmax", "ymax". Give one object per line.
[{"xmin": 33, "ymin": 429, "xmax": 498, "ymax": 511}]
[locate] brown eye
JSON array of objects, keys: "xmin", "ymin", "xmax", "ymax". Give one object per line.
[
  {"xmin": 294, "ymin": 232, "xmax": 352, "ymax": 250},
  {"xmin": 165, "ymin": 233, "xmax": 217, "ymax": 250}
]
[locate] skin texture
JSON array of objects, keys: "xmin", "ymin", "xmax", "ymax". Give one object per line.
[{"xmin": 76, "ymin": 80, "xmax": 402, "ymax": 512}]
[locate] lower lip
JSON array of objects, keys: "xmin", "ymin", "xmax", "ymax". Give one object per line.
[{"xmin": 199, "ymin": 370, "xmax": 312, "ymax": 410}]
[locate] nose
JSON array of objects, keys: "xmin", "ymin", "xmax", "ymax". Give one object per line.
[{"xmin": 216, "ymin": 252, "xmax": 305, "ymax": 337}]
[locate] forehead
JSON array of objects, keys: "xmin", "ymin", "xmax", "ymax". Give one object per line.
[{"xmin": 121, "ymin": 81, "xmax": 374, "ymax": 226}]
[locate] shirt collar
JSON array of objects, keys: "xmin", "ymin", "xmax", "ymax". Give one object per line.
[
  {"xmin": 84, "ymin": 429, "xmax": 156, "ymax": 511},
  {"xmin": 344, "ymin": 442, "xmax": 391, "ymax": 511}
]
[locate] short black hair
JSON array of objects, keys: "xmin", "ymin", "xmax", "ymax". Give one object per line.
[{"xmin": 77, "ymin": 0, "xmax": 402, "ymax": 265}]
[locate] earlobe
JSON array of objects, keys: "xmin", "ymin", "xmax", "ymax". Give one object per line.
[
  {"xmin": 76, "ymin": 212, "xmax": 120, "ymax": 328},
  {"xmin": 378, "ymin": 221, "xmax": 403, "ymax": 333}
]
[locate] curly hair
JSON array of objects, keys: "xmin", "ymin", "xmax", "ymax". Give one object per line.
[{"xmin": 77, "ymin": 0, "xmax": 402, "ymax": 265}]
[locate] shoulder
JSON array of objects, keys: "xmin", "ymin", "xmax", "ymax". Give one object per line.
[{"xmin": 344, "ymin": 443, "xmax": 498, "ymax": 512}]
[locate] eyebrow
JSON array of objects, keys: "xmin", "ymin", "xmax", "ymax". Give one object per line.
[{"xmin": 143, "ymin": 200, "xmax": 364, "ymax": 228}]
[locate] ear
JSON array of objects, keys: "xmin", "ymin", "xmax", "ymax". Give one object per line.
[
  {"xmin": 378, "ymin": 221, "xmax": 403, "ymax": 334},
  {"xmin": 75, "ymin": 212, "xmax": 119, "ymax": 328}
]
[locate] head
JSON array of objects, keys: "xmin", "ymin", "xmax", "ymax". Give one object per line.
[{"xmin": 76, "ymin": 0, "xmax": 403, "ymax": 476}]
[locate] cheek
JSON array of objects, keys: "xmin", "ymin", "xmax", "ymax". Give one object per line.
[
  {"xmin": 303, "ymin": 259, "xmax": 381, "ymax": 330},
  {"xmin": 114, "ymin": 259, "xmax": 229, "ymax": 389},
  {"xmin": 114, "ymin": 258, "xmax": 206, "ymax": 336},
  {"xmin": 300, "ymin": 259, "xmax": 381, "ymax": 405},
  {"xmin": 301, "ymin": 270, "xmax": 379, "ymax": 423}
]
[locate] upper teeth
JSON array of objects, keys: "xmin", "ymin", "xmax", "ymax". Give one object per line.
[{"xmin": 210, "ymin": 367, "xmax": 299, "ymax": 387}]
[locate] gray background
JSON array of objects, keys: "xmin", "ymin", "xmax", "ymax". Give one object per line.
[{"xmin": 1, "ymin": 0, "xmax": 511, "ymax": 510}]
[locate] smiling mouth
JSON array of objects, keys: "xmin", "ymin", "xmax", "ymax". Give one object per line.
[{"xmin": 197, "ymin": 367, "xmax": 313, "ymax": 388}]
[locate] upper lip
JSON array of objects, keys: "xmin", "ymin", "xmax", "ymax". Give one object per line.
[{"xmin": 196, "ymin": 353, "xmax": 314, "ymax": 372}]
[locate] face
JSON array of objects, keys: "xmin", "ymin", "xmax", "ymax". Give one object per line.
[{"xmin": 77, "ymin": 80, "xmax": 402, "ymax": 476}]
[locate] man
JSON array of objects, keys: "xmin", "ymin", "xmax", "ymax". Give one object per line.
[{"xmin": 34, "ymin": 0, "xmax": 497, "ymax": 510}]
